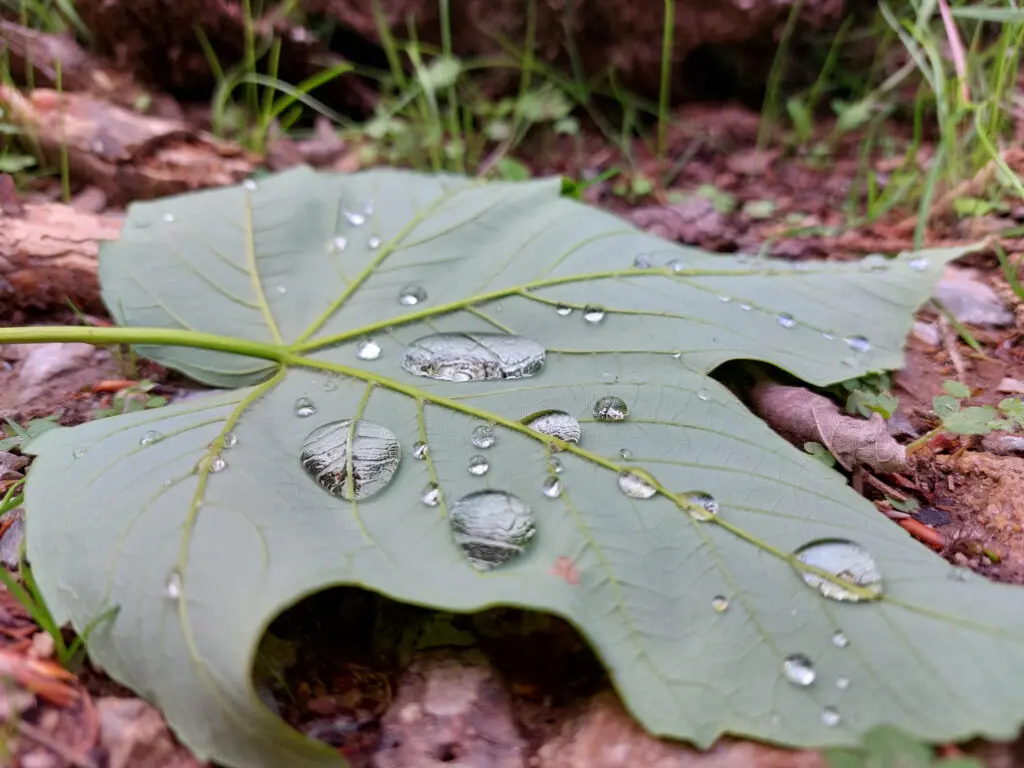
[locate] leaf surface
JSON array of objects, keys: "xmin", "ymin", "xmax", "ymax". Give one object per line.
[{"xmin": 25, "ymin": 168, "xmax": 1024, "ymax": 768}]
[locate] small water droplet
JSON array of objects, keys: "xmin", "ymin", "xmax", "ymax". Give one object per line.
[
  {"xmin": 243, "ymin": 179, "xmax": 258, "ymax": 191},
  {"xmin": 413, "ymin": 441, "xmax": 429, "ymax": 459},
  {"xmin": 671, "ymin": 350, "xmax": 682, "ymax": 359},
  {"xmin": 368, "ymin": 236, "xmax": 381, "ymax": 249},
  {"xmin": 740, "ymin": 303, "xmax": 753, "ymax": 311},
  {"xmin": 717, "ymin": 295, "xmax": 731, "ymax": 303},
  {"xmin": 139, "ymin": 430, "xmax": 162, "ymax": 446},
  {"xmin": 321, "ymin": 377, "xmax": 338, "ymax": 391},
  {"xmin": 399, "ymin": 285, "xmax": 427, "ymax": 306},
  {"xmin": 73, "ymin": 447, "xmax": 87, "ymax": 459},
  {"xmin": 421, "ymin": 483, "xmax": 441, "ymax": 507},
  {"xmin": 777, "ymin": 313, "xmax": 796, "ymax": 329},
  {"xmin": 330, "ymin": 235, "xmax": 348, "ymax": 252},
  {"xmin": 836, "ymin": 677, "xmax": 850, "ymax": 691},
  {"xmin": 599, "ymin": 372, "xmax": 618, "ymax": 384},
  {"xmin": 222, "ymin": 432, "xmax": 238, "ymax": 449},
  {"xmin": 844, "ymin": 335, "xmax": 871, "ymax": 353},
  {"xmin": 300, "ymin": 419, "xmax": 401, "ymax": 500},
  {"xmin": 711, "ymin": 595, "xmax": 729, "ymax": 613},
  {"xmin": 356, "ymin": 339, "xmax": 382, "ymax": 360},
  {"xmin": 471, "ymin": 425, "xmax": 496, "ymax": 449},
  {"xmin": 831, "ymin": 630, "xmax": 849, "ymax": 649},
  {"xmin": 682, "ymin": 491, "xmax": 718, "ymax": 521},
  {"xmin": 949, "ymin": 566, "xmax": 971, "ymax": 582},
  {"xmin": 549, "ymin": 456, "xmax": 564, "ymax": 474},
  {"xmin": 822, "ymin": 332, "xmax": 835, "ymax": 340},
  {"xmin": 909, "ymin": 257, "xmax": 929, "ymax": 271},
  {"xmin": 402, "ymin": 333, "xmax": 545, "ymax": 382},
  {"xmin": 468, "ymin": 454, "xmax": 490, "ymax": 476},
  {"xmin": 667, "ymin": 259, "xmax": 685, "ymax": 273},
  {"xmin": 782, "ymin": 654, "xmax": 816, "ymax": 687},
  {"xmin": 633, "ymin": 254, "xmax": 652, "ymax": 268},
  {"xmin": 449, "ymin": 490, "xmax": 536, "ymax": 571},
  {"xmin": 294, "ymin": 397, "xmax": 316, "ymax": 417},
  {"xmin": 542, "ymin": 476, "xmax": 563, "ymax": 498},
  {"xmin": 525, "ymin": 411, "xmax": 581, "ymax": 447},
  {"xmin": 861, "ymin": 253, "xmax": 889, "ymax": 271},
  {"xmin": 617, "ymin": 469, "xmax": 657, "ymax": 499},
  {"xmin": 275, "ymin": 285, "xmax": 287, "ymax": 295},
  {"xmin": 821, "ymin": 707, "xmax": 841, "ymax": 727},
  {"xmin": 165, "ymin": 571, "xmax": 182, "ymax": 599},
  {"xmin": 793, "ymin": 540, "xmax": 883, "ymax": 602},
  {"xmin": 697, "ymin": 389, "xmax": 709, "ymax": 401},
  {"xmin": 556, "ymin": 304, "xmax": 573, "ymax": 316},
  {"xmin": 209, "ymin": 455, "xmax": 227, "ymax": 473},
  {"xmin": 162, "ymin": 213, "xmax": 175, "ymax": 223},
  {"xmin": 583, "ymin": 306, "xmax": 606, "ymax": 324},
  {"xmin": 594, "ymin": 396, "xmax": 628, "ymax": 421},
  {"xmin": 619, "ymin": 448, "xmax": 633, "ymax": 460},
  {"xmin": 344, "ymin": 208, "xmax": 367, "ymax": 226}
]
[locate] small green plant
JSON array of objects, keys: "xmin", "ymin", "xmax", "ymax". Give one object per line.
[
  {"xmin": 825, "ymin": 725, "xmax": 982, "ymax": 768},
  {"xmin": 836, "ymin": 373, "xmax": 900, "ymax": 419},
  {"xmin": 909, "ymin": 380, "xmax": 1024, "ymax": 450},
  {"xmin": 91, "ymin": 380, "xmax": 168, "ymax": 419},
  {"xmin": 0, "ymin": 415, "xmax": 61, "ymax": 451}
]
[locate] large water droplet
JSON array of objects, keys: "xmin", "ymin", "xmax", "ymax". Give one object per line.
[
  {"xmin": 831, "ymin": 630, "xmax": 849, "ymax": 649},
  {"xmin": 330, "ymin": 235, "xmax": 348, "ymax": 252},
  {"xmin": 222, "ymin": 432, "xmax": 238, "ymax": 449},
  {"xmin": 594, "ymin": 396, "xmax": 628, "ymax": 421},
  {"xmin": 294, "ymin": 397, "xmax": 316, "ymax": 417},
  {"xmin": 165, "ymin": 571, "xmax": 182, "ymax": 599},
  {"xmin": 583, "ymin": 306, "xmax": 606, "ymax": 324},
  {"xmin": 139, "ymin": 430, "xmax": 162, "ymax": 446},
  {"xmin": 399, "ymin": 285, "xmax": 427, "ymax": 306},
  {"xmin": 356, "ymin": 339, "xmax": 382, "ymax": 360},
  {"xmin": 449, "ymin": 490, "xmax": 536, "ymax": 571},
  {"xmin": 402, "ymin": 333, "xmax": 545, "ymax": 382},
  {"xmin": 542, "ymin": 476, "xmax": 563, "ymax": 498},
  {"xmin": 526, "ymin": 411, "xmax": 581, "ymax": 447},
  {"xmin": 471, "ymin": 425, "xmax": 496, "ymax": 449},
  {"xmin": 343, "ymin": 208, "xmax": 366, "ymax": 226},
  {"xmin": 793, "ymin": 540, "xmax": 883, "ymax": 602},
  {"xmin": 909, "ymin": 257, "xmax": 929, "ymax": 271},
  {"xmin": 421, "ymin": 483, "xmax": 441, "ymax": 507},
  {"xmin": 682, "ymin": 491, "xmax": 718, "ymax": 521},
  {"xmin": 617, "ymin": 469, "xmax": 657, "ymax": 499},
  {"xmin": 844, "ymin": 335, "xmax": 870, "ymax": 353},
  {"xmin": 412, "ymin": 441, "xmax": 429, "ymax": 460},
  {"xmin": 821, "ymin": 707, "xmax": 841, "ymax": 727},
  {"xmin": 711, "ymin": 595, "xmax": 729, "ymax": 613},
  {"xmin": 300, "ymin": 420, "xmax": 401, "ymax": 501},
  {"xmin": 777, "ymin": 313, "xmax": 796, "ymax": 329},
  {"xmin": 782, "ymin": 654, "xmax": 816, "ymax": 686},
  {"xmin": 468, "ymin": 454, "xmax": 490, "ymax": 476},
  {"xmin": 555, "ymin": 305, "xmax": 573, "ymax": 316}
]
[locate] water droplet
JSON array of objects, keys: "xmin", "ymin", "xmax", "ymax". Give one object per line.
[
  {"xmin": 909, "ymin": 257, "xmax": 929, "ymax": 271},
  {"xmin": 209, "ymin": 455, "xmax": 227, "ymax": 473},
  {"xmin": 717, "ymin": 295, "xmax": 731, "ymax": 303},
  {"xmin": 861, "ymin": 253, "xmax": 889, "ymax": 271},
  {"xmin": 667, "ymin": 259, "xmax": 685, "ymax": 273},
  {"xmin": 468, "ymin": 454, "xmax": 490, "ymax": 476},
  {"xmin": 330, "ymin": 235, "xmax": 348, "ymax": 252},
  {"xmin": 399, "ymin": 285, "xmax": 427, "ymax": 306},
  {"xmin": 782, "ymin": 654, "xmax": 816, "ymax": 687},
  {"xmin": 549, "ymin": 456, "xmax": 564, "ymax": 474},
  {"xmin": 222, "ymin": 432, "xmax": 238, "ymax": 449},
  {"xmin": 593, "ymin": 396, "xmax": 628, "ymax": 421},
  {"xmin": 165, "ymin": 571, "xmax": 182, "ymax": 599},
  {"xmin": 831, "ymin": 630, "xmax": 849, "ymax": 649},
  {"xmin": 836, "ymin": 677, "xmax": 850, "ymax": 691},
  {"xmin": 162, "ymin": 213, "xmax": 175, "ymax": 223},
  {"xmin": 363, "ymin": 200, "xmax": 374, "ymax": 215},
  {"xmin": 321, "ymin": 377, "xmax": 338, "ymax": 392},
  {"xmin": 139, "ymin": 430, "xmax": 161, "ymax": 446},
  {"xmin": 777, "ymin": 313, "xmax": 796, "ymax": 329},
  {"xmin": 525, "ymin": 411, "xmax": 581, "ymax": 447},
  {"xmin": 300, "ymin": 419, "xmax": 401, "ymax": 501},
  {"xmin": 671, "ymin": 350, "xmax": 682, "ymax": 359},
  {"xmin": 697, "ymin": 389, "xmax": 709, "ymax": 401},
  {"xmin": 711, "ymin": 595, "xmax": 729, "ymax": 613},
  {"xmin": 243, "ymin": 179, "xmax": 258, "ymax": 191},
  {"xmin": 583, "ymin": 306, "xmax": 606, "ymax": 324},
  {"xmin": 822, "ymin": 332, "xmax": 835, "ymax": 340},
  {"xmin": 740, "ymin": 303, "xmax": 753, "ymax": 311},
  {"xmin": 421, "ymin": 483, "xmax": 441, "ymax": 507},
  {"xmin": 682, "ymin": 491, "xmax": 718, "ymax": 521},
  {"xmin": 633, "ymin": 254, "xmax": 652, "ymax": 268},
  {"xmin": 275, "ymin": 285, "xmax": 287, "ymax": 294},
  {"xmin": 413, "ymin": 441, "xmax": 429, "ymax": 459},
  {"xmin": 356, "ymin": 339, "xmax": 382, "ymax": 360},
  {"xmin": 793, "ymin": 540, "xmax": 883, "ymax": 602},
  {"xmin": 619, "ymin": 448, "xmax": 633, "ymax": 460},
  {"xmin": 343, "ymin": 208, "xmax": 366, "ymax": 226},
  {"xmin": 402, "ymin": 333, "xmax": 545, "ymax": 382},
  {"xmin": 844, "ymin": 335, "xmax": 871, "ymax": 353},
  {"xmin": 471, "ymin": 425, "xmax": 496, "ymax": 449},
  {"xmin": 949, "ymin": 566, "xmax": 971, "ymax": 582},
  {"xmin": 542, "ymin": 476, "xmax": 563, "ymax": 498},
  {"xmin": 368, "ymin": 236, "xmax": 381, "ymax": 249},
  {"xmin": 821, "ymin": 707, "xmax": 841, "ymax": 727},
  {"xmin": 599, "ymin": 372, "xmax": 618, "ymax": 384},
  {"xmin": 73, "ymin": 447, "xmax": 87, "ymax": 459},
  {"xmin": 449, "ymin": 490, "xmax": 536, "ymax": 571},
  {"xmin": 294, "ymin": 398, "xmax": 316, "ymax": 417},
  {"xmin": 555, "ymin": 304, "xmax": 573, "ymax": 316},
  {"xmin": 617, "ymin": 469, "xmax": 657, "ymax": 499}
]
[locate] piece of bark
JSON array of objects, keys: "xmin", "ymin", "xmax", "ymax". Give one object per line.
[
  {"xmin": 750, "ymin": 381, "xmax": 907, "ymax": 473},
  {"xmin": 0, "ymin": 86, "xmax": 256, "ymax": 203}
]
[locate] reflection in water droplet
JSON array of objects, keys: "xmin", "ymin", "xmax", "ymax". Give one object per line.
[
  {"xmin": 634, "ymin": 254, "xmax": 652, "ymax": 268},
  {"xmin": 344, "ymin": 209, "xmax": 366, "ymax": 226},
  {"xmin": 594, "ymin": 396, "xmax": 628, "ymax": 421},
  {"xmin": 740, "ymin": 303, "xmax": 753, "ymax": 311},
  {"xmin": 821, "ymin": 707, "xmax": 841, "ymax": 727},
  {"xmin": 836, "ymin": 677, "xmax": 850, "ymax": 691},
  {"xmin": 330, "ymin": 235, "xmax": 348, "ymax": 252},
  {"xmin": 209, "ymin": 456, "xmax": 227, "ymax": 473},
  {"xmin": 599, "ymin": 372, "xmax": 618, "ymax": 384},
  {"xmin": 697, "ymin": 390, "xmax": 709, "ymax": 401},
  {"xmin": 556, "ymin": 305, "xmax": 573, "ymax": 316},
  {"xmin": 162, "ymin": 213, "xmax": 175, "ymax": 223},
  {"xmin": 243, "ymin": 179, "xmax": 258, "ymax": 191},
  {"xmin": 300, "ymin": 419, "xmax": 401, "ymax": 501},
  {"xmin": 449, "ymin": 490, "xmax": 536, "ymax": 571},
  {"xmin": 165, "ymin": 571, "xmax": 182, "ymax": 599},
  {"xmin": 421, "ymin": 483, "xmax": 441, "ymax": 507},
  {"xmin": 619, "ymin": 448, "xmax": 633, "ymax": 460},
  {"xmin": 356, "ymin": 339, "xmax": 382, "ymax": 360},
  {"xmin": 399, "ymin": 285, "xmax": 427, "ymax": 306},
  {"xmin": 526, "ymin": 411, "xmax": 581, "ymax": 447},
  {"xmin": 909, "ymin": 257, "xmax": 929, "ymax": 271},
  {"xmin": 542, "ymin": 476, "xmax": 563, "ymax": 498},
  {"xmin": 711, "ymin": 595, "xmax": 729, "ymax": 613},
  {"xmin": 139, "ymin": 430, "xmax": 162, "ymax": 446},
  {"xmin": 471, "ymin": 425, "xmax": 496, "ymax": 449},
  {"xmin": 844, "ymin": 335, "xmax": 871, "ymax": 353},
  {"xmin": 682, "ymin": 491, "xmax": 718, "ymax": 521},
  {"xmin": 782, "ymin": 654, "xmax": 816, "ymax": 686},
  {"xmin": 413, "ymin": 441, "xmax": 429, "ymax": 459},
  {"xmin": 549, "ymin": 456, "xmax": 564, "ymax": 474},
  {"xmin": 617, "ymin": 469, "xmax": 657, "ymax": 499},
  {"xmin": 583, "ymin": 306, "xmax": 606, "ymax": 324},
  {"xmin": 223, "ymin": 432, "xmax": 238, "ymax": 449},
  {"xmin": 402, "ymin": 333, "xmax": 545, "ymax": 382},
  {"xmin": 294, "ymin": 398, "xmax": 316, "ymax": 417},
  {"xmin": 831, "ymin": 630, "xmax": 849, "ymax": 649},
  {"xmin": 73, "ymin": 447, "xmax": 87, "ymax": 459},
  {"xmin": 368, "ymin": 236, "xmax": 381, "ymax": 249},
  {"xmin": 468, "ymin": 454, "xmax": 490, "ymax": 476},
  {"xmin": 777, "ymin": 313, "xmax": 796, "ymax": 329},
  {"xmin": 793, "ymin": 540, "xmax": 883, "ymax": 602}
]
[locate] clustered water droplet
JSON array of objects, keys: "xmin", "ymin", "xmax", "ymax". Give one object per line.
[
  {"xmin": 402, "ymin": 333, "xmax": 546, "ymax": 382},
  {"xmin": 399, "ymin": 285, "xmax": 427, "ymax": 306},
  {"xmin": 593, "ymin": 396, "xmax": 628, "ymax": 421},
  {"xmin": 471, "ymin": 424, "xmax": 497, "ymax": 449},
  {"xmin": 468, "ymin": 454, "xmax": 490, "ymax": 476},
  {"xmin": 682, "ymin": 491, "xmax": 718, "ymax": 521},
  {"xmin": 449, "ymin": 490, "xmax": 536, "ymax": 571},
  {"xmin": 793, "ymin": 539, "xmax": 883, "ymax": 602},
  {"xmin": 294, "ymin": 397, "xmax": 317, "ymax": 417},
  {"xmin": 617, "ymin": 469, "xmax": 657, "ymax": 499},
  {"xmin": 356, "ymin": 339, "xmax": 382, "ymax": 361},
  {"xmin": 300, "ymin": 419, "xmax": 401, "ymax": 501},
  {"xmin": 782, "ymin": 654, "xmax": 816, "ymax": 687},
  {"xmin": 525, "ymin": 411, "xmax": 581, "ymax": 448},
  {"xmin": 777, "ymin": 313, "xmax": 796, "ymax": 329},
  {"xmin": 413, "ymin": 441, "xmax": 429, "ymax": 460},
  {"xmin": 542, "ymin": 476, "xmax": 563, "ymax": 498},
  {"xmin": 139, "ymin": 430, "xmax": 162, "ymax": 447},
  {"xmin": 582, "ymin": 306, "xmax": 606, "ymax": 324},
  {"xmin": 711, "ymin": 595, "xmax": 729, "ymax": 613}
]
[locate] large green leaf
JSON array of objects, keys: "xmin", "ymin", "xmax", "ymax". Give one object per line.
[{"xmin": 24, "ymin": 168, "xmax": 1024, "ymax": 768}]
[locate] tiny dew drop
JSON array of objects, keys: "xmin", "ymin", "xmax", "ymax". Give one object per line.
[
  {"xmin": 909, "ymin": 257, "xmax": 929, "ymax": 271},
  {"xmin": 633, "ymin": 253, "xmax": 652, "ymax": 268},
  {"xmin": 593, "ymin": 396, "xmax": 628, "ymax": 421},
  {"xmin": 821, "ymin": 707, "xmax": 841, "ymax": 727},
  {"xmin": 582, "ymin": 306, "xmax": 606, "ymax": 324},
  {"xmin": 162, "ymin": 213, "xmax": 175, "ymax": 223},
  {"xmin": 666, "ymin": 259, "xmax": 685, "ymax": 273},
  {"xmin": 222, "ymin": 432, "xmax": 238, "ymax": 449},
  {"xmin": 356, "ymin": 339, "xmax": 382, "ymax": 361},
  {"xmin": 471, "ymin": 424, "xmax": 497, "ymax": 449},
  {"xmin": 555, "ymin": 304, "xmax": 573, "ymax": 316},
  {"xmin": 782, "ymin": 654, "xmax": 816, "ymax": 687},
  {"xmin": 300, "ymin": 419, "xmax": 401, "ymax": 501},
  {"xmin": 822, "ymin": 332, "xmax": 835, "ymax": 340},
  {"xmin": 831, "ymin": 630, "xmax": 849, "ymax": 649},
  {"xmin": 619, "ymin": 448, "xmax": 633, "ymax": 460},
  {"xmin": 344, "ymin": 208, "xmax": 367, "ymax": 226},
  {"xmin": 836, "ymin": 677, "xmax": 851, "ymax": 691},
  {"xmin": 777, "ymin": 312, "xmax": 796, "ymax": 329},
  {"xmin": 793, "ymin": 539, "xmax": 883, "ymax": 602},
  {"xmin": 243, "ymin": 179, "xmax": 258, "ymax": 191},
  {"xmin": 549, "ymin": 456, "xmax": 564, "ymax": 474},
  {"xmin": 413, "ymin": 441, "xmax": 429, "ymax": 460},
  {"xmin": 165, "ymin": 571, "xmax": 182, "ymax": 599},
  {"xmin": 717, "ymin": 295, "xmax": 731, "ymax": 303},
  {"xmin": 740, "ymin": 303, "xmax": 753, "ymax": 311},
  {"xmin": 73, "ymin": 446, "xmax": 88, "ymax": 459},
  {"xmin": 139, "ymin": 430, "xmax": 162, "ymax": 447},
  {"xmin": 449, "ymin": 490, "xmax": 536, "ymax": 571},
  {"xmin": 697, "ymin": 389, "xmax": 709, "ymax": 401},
  {"xmin": 275, "ymin": 285, "xmax": 287, "ymax": 295},
  {"xmin": 682, "ymin": 491, "xmax": 718, "ymax": 521},
  {"xmin": 670, "ymin": 350, "xmax": 682, "ymax": 359},
  {"xmin": 399, "ymin": 285, "xmax": 427, "ymax": 306},
  {"xmin": 368, "ymin": 236, "xmax": 381, "ymax": 249},
  {"xmin": 844, "ymin": 335, "xmax": 871, "ymax": 353},
  {"xmin": 421, "ymin": 483, "xmax": 441, "ymax": 507},
  {"xmin": 330, "ymin": 235, "xmax": 348, "ymax": 252},
  {"xmin": 294, "ymin": 397, "xmax": 316, "ymax": 417},
  {"xmin": 468, "ymin": 454, "xmax": 490, "ymax": 476},
  {"xmin": 542, "ymin": 476, "xmax": 563, "ymax": 498},
  {"xmin": 711, "ymin": 595, "xmax": 729, "ymax": 613},
  {"xmin": 599, "ymin": 372, "xmax": 618, "ymax": 385},
  {"xmin": 617, "ymin": 469, "xmax": 657, "ymax": 500}
]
